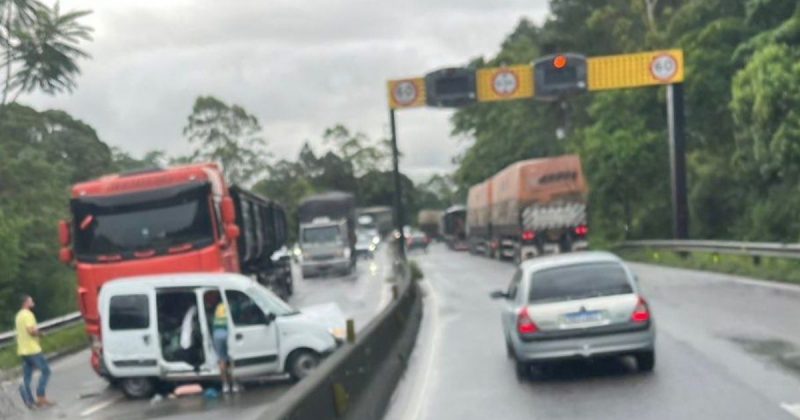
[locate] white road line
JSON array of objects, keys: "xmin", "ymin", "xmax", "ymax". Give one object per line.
[
  {"xmin": 402, "ymin": 272, "xmax": 443, "ymax": 420},
  {"xmin": 80, "ymin": 395, "xmax": 122, "ymax": 417},
  {"xmin": 781, "ymin": 402, "xmax": 800, "ymax": 419}
]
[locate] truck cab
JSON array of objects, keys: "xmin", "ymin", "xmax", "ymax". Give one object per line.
[{"xmin": 299, "ymin": 218, "xmax": 353, "ymax": 277}]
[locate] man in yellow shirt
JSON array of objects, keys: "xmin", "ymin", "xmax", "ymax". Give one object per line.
[{"xmin": 16, "ymin": 295, "xmax": 54, "ymax": 408}]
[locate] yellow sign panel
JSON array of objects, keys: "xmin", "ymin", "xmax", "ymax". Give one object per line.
[
  {"xmin": 476, "ymin": 65, "xmax": 534, "ymax": 102},
  {"xmin": 588, "ymin": 49, "xmax": 684, "ymax": 91},
  {"xmin": 387, "ymin": 78, "xmax": 426, "ymax": 109}
]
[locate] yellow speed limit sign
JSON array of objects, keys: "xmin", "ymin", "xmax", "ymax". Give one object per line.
[
  {"xmin": 587, "ymin": 49, "xmax": 684, "ymax": 91},
  {"xmin": 477, "ymin": 65, "xmax": 534, "ymax": 102},
  {"xmin": 387, "ymin": 78, "xmax": 426, "ymax": 109}
]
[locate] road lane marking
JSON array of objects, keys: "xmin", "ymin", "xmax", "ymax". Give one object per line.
[
  {"xmin": 80, "ymin": 395, "xmax": 122, "ymax": 417},
  {"xmin": 403, "ymin": 270, "xmax": 443, "ymax": 420},
  {"xmin": 782, "ymin": 403, "xmax": 800, "ymax": 419}
]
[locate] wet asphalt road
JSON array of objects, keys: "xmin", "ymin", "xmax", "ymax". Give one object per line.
[
  {"xmin": 0, "ymin": 247, "xmax": 393, "ymax": 420},
  {"xmin": 386, "ymin": 245, "xmax": 800, "ymax": 420}
]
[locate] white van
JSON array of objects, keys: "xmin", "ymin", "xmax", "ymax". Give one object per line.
[{"xmin": 98, "ymin": 273, "xmax": 342, "ymax": 398}]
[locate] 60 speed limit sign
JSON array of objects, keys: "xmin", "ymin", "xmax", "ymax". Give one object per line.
[
  {"xmin": 491, "ymin": 70, "xmax": 519, "ymax": 97},
  {"xmin": 392, "ymin": 81, "xmax": 418, "ymax": 105},
  {"xmin": 388, "ymin": 78, "xmax": 425, "ymax": 108},
  {"xmin": 650, "ymin": 53, "xmax": 679, "ymax": 82}
]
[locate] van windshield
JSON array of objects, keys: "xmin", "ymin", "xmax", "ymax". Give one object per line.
[{"xmin": 247, "ymin": 286, "xmax": 297, "ymax": 316}]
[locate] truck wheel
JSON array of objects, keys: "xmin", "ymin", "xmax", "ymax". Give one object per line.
[
  {"xmin": 287, "ymin": 350, "xmax": 320, "ymax": 381},
  {"xmin": 559, "ymin": 235, "xmax": 574, "ymax": 253},
  {"xmin": 119, "ymin": 377, "xmax": 156, "ymax": 399}
]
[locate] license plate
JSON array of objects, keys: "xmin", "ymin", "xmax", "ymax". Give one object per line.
[{"xmin": 564, "ymin": 310, "xmax": 603, "ymax": 324}]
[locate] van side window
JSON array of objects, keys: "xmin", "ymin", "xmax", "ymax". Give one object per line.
[
  {"xmin": 225, "ymin": 290, "xmax": 267, "ymax": 325},
  {"xmin": 109, "ymin": 295, "xmax": 149, "ymax": 330}
]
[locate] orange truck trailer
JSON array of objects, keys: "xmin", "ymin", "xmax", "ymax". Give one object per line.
[
  {"xmin": 466, "ymin": 154, "xmax": 588, "ymax": 262},
  {"xmin": 57, "ymin": 163, "xmax": 291, "ymax": 377}
]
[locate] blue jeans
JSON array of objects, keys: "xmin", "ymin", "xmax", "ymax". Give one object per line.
[
  {"xmin": 21, "ymin": 353, "xmax": 51, "ymax": 399},
  {"xmin": 212, "ymin": 329, "xmax": 229, "ymax": 362}
]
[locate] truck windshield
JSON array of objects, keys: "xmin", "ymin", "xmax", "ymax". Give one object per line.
[
  {"xmin": 302, "ymin": 225, "xmax": 341, "ymax": 244},
  {"xmin": 71, "ymin": 182, "xmax": 215, "ymax": 261}
]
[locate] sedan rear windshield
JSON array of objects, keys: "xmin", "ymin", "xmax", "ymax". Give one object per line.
[{"xmin": 528, "ymin": 262, "xmax": 633, "ymax": 303}]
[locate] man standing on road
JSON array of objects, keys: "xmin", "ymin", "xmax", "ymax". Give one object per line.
[{"xmin": 16, "ymin": 295, "xmax": 54, "ymax": 408}]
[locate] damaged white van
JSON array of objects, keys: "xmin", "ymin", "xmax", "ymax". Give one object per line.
[{"xmin": 98, "ymin": 273, "xmax": 343, "ymax": 398}]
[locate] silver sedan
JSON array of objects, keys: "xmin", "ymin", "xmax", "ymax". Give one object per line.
[{"xmin": 491, "ymin": 251, "xmax": 655, "ymax": 378}]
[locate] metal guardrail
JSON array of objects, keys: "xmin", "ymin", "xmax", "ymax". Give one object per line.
[
  {"xmin": 0, "ymin": 312, "xmax": 83, "ymax": 350},
  {"xmin": 619, "ymin": 240, "xmax": 800, "ymax": 260}
]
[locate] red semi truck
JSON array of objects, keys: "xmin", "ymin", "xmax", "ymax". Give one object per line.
[{"xmin": 57, "ymin": 163, "xmax": 290, "ymax": 376}]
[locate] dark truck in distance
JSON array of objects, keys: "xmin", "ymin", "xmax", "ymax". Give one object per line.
[
  {"xmin": 298, "ymin": 191, "xmax": 357, "ymax": 277},
  {"xmin": 417, "ymin": 209, "xmax": 443, "ymax": 241},
  {"xmin": 442, "ymin": 205, "xmax": 468, "ymax": 250}
]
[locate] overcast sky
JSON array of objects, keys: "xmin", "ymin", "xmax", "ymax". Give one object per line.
[{"xmin": 25, "ymin": 0, "xmax": 550, "ymax": 180}]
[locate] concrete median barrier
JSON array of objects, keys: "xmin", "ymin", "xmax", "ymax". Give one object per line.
[{"xmin": 262, "ymin": 261, "xmax": 422, "ymax": 420}]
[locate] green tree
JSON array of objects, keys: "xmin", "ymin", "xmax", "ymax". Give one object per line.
[
  {"xmin": 1, "ymin": 1, "xmax": 92, "ymax": 104},
  {"xmin": 182, "ymin": 95, "xmax": 269, "ymax": 185},
  {"xmin": 322, "ymin": 124, "xmax": 391, "ymax": 176}
]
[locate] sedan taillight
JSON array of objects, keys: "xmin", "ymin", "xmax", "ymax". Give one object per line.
[
  {"xmin": 517, "ymin": 307, "xmax": 539, "ymax": 335},
  {"xmin": 631, "ymin": 297, "xmax": 650, "ymax": 323}
]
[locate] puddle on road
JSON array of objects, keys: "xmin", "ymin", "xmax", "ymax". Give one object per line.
[{"xmin": 728, "ymin": 337, "xmax": 800, "ymax": 377}]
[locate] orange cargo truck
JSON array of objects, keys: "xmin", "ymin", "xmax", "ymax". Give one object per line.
[{"xmin": 467, "ymin": 154, "xmax": 588, "ymax": 262}]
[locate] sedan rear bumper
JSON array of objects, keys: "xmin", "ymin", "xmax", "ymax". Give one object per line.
[{"xmin": 513, "ymin": 324, "xmax": 655, "ymax": 362}]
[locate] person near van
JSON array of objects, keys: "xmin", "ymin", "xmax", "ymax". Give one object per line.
[
  {"xmin": 212, "ymin": 297, "xmax": 239, "ymax": 393},
  {"xmin": 16, "ymin": 295, "xmax": 54, "ymax": 408},
  {"xmin": 179, "ymin": 305, "xmax": 204, "ymax": 372}
]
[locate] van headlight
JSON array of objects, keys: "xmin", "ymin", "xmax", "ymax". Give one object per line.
[
  {"xmin": 343, "ymin": 247, "xmax": 351, "ymax": 259},
  {"xmin": 329, "ymin": 327, "xmax": 346, "ymax": 341}
]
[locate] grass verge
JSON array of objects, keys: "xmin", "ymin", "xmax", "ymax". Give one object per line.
[
  {"xmin": 0, "ymin": 323, "xmax": 88, "ymax": 371},
  {"xmin": 617, "ymin": 248, "xmax": 800, "ymax": 286}
]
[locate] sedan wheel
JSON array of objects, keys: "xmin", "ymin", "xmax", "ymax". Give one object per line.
[
  {"xmin": 514, "ymin": 359, "xmax": 529, "ymax": 380},
  {"xmin": 635, "ymin": 350, "xmax": 655, "ymax": 372}
]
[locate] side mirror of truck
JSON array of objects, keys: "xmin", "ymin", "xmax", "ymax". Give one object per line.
[
  {"xmin": 221, "ymin": 197, "xmax": 236, "ymax": 225},
  {"xmin": 59, "ymin": 247, "xmax": 74, "ymax": 264},
  {"xmin": 58, "ymin": 220, "xmax": 71, "ymax": 246},
  {"xmin": 225, "ymin": 224, "xmax": 240, "ymax": 241},
  {"xmin": 265, "ymin": 312, "xmax": 276, "ymax": 325}
]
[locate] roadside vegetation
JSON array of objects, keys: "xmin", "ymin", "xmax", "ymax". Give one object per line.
[
  {"xmin": 0, "ymin": 323, "xmax": 87, "ymax": 371},
  {"xmin": 617, "ymin": 248, "xmax": 800, "ymax": 286}
]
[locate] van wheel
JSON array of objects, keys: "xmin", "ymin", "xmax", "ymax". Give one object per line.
[
  {"xmin": 287, "ymin": 350, "xmax": 320, "ymax": 381},
  {"xmin": 119, "ymin": 377, "xmax": 156, "ymax": 399}
]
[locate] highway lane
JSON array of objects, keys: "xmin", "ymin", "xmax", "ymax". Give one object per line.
[
  {"xmin": 386, "ymin": 245, "xmax": 800, "ymax": 420},
  {"xmin": 1, "ymin": 246, "xmax": 394, "ymax": 420}
]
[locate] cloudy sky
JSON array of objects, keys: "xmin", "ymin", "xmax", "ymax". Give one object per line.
[{"xmin": 26, "ymin": 0, "xmax": 550, "ymax": 180}]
